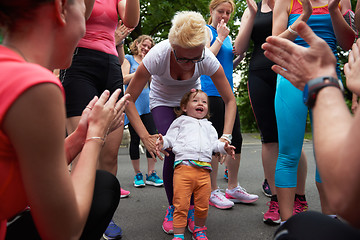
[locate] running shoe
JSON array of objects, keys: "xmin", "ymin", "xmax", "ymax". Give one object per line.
[
  {"xmin": 225, "ymin": 185, "xmax": 259, "ymax": 203},
  {"xmin": 192, "ymin": 226, "xmax": 208, "ymax": 240},
  {"xmin": 224, "ymin": 168, "xmax": 228, "ymax": 181},
  {"xmin": 145, "ymin": 171, "xmax": 164, "ymax": 187},
  {"xmin": 187, "ymin": 205, "xmax": 195, "ymax": 233},
  {"xmin": 209, "ymin": 188, "xmax": 234, "ymax": 209},
  {"xmin": 263, "ymin": 201, "xmax": 281, "ymax": 225},
  {"xmin": 103, "ymin": 219, "xmax": 122, "ymax": 240},
  {"xmin": 120, "ymin": 188, "xmax": 130, "ymax": 198},
  {"xmin": 172, "ymin": 238, "xmax": 183, "ymax": 240},
  {"xmin": 293, "ymin": 197, "xmax": 308, "ymax": 215},
  {"xmin": 133, "ymin": 172, "xmax": 145, "ymax": 188},
  {"xmin": 162, "ymin": 205, "xmax": 174, "ymax": 234},
  {"xmin": 262, "ymin": 179, "xmax": 272, "ymax": 197}
]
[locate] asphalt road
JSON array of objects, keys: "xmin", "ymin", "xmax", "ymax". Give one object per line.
[{"xmin": 107, "ymin": 133, "xmax": 320, "ymax": 240}]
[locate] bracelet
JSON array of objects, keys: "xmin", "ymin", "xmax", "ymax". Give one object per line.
[
  {"xmin": 216, "ymin": 37, "xmax": 223, "ymax": 45},
  {"xmin": 220, "ymin": 134, "xmax": 232, "ymax": 144},
  {"xmin": 287, "ymin": 25, "xmax": 298, "ymax": 35},
  {"xmin": 85, "ymin": 137, "xmax": 105, "ymax": 145},
  {"xmin": 116, "ymin": 39, "xmax": 125, "ymax": 47}
]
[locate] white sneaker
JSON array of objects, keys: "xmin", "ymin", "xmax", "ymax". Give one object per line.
[
  {"xmin": 209, "ymin": 189, "xmax": 234, "ymax": 209},
  {"xmin": 225, "ymin": 185, "xmax": 258, "ymax": 203}
]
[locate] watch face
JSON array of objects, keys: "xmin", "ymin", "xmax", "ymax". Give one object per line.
[{"xmin": 303, "ymin": 84, "xmax": 309, "ymax": 104}]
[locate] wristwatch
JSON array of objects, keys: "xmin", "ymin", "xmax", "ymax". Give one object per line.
[{"xmin": 303, "ymin": 76, "xmax": 344, "ymax": 109}]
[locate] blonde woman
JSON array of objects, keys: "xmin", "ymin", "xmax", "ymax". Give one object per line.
[{"xmin": 125, "ymin": 11, "xmax": 237, "ymax": 235}]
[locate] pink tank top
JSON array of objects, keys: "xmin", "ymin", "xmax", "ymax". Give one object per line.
[
  {"xmin": 78, "ymin": 0, "xmax": 122, "ymax": 56},
  {"xmin": 0, "ymin": 46, "xmax": 64, "ymax": 239}
]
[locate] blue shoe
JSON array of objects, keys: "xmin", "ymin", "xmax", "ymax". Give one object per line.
[
  {"xmin": 103, "ymin": 220, "xmax": 122, "ymax": 240},
  {"xmin": 262, "ymin": 179, "xmax": 272, "ymax": 198},
  {"xmin": 224, "ymin": 168, "xmax": 228, "ymax": 181},
  {"xmin": 133, "ymin": 172, "xmax": 145, "ymax": 188},
  {"xmin": 146, "ymin": 171, "xmax": 163, "ymax": 187}
]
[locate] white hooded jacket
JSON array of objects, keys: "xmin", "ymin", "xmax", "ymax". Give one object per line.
[{"xmin": 162, "ymin": 115, "xmax": 227, "ymax": 163}]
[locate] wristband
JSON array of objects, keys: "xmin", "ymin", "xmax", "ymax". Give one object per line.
[
  {"xmin": 287, "ymin": 25, "xmax": 298, "ymax": 35},
  {"xmin": 303, "ymin": 76, "xmax": 344, "ymax": 108},
  {"xmin": 116, "ymin": 39, "xmax": 125, "ymax": 47},
  {"xmin": 216, "ymin": 37, "xmax": 223, "ymax": 45},
  {"xmin": 220, "ymin": 134, "xmax": 232, "ymax": 144}
]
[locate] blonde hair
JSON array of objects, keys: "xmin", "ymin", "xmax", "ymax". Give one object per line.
[
  {"xmin": 168, "ymin": 11, "xmax": 207, "ymax": 48},
  {"xmin": 174, "ymin": 89, "xmax": 210, "ymax": 119},
  {"xmin": 208, "ymin": 0, "xmax": 235, "ymax": 25},
  {"xmin": 129, "ymin": 35, "xmax": 154, "ymax": 56}
]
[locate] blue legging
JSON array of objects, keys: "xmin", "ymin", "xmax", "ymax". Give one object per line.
[{"xmin": 274, "ymin": 75, "xmax": 321, "ymax": 188}]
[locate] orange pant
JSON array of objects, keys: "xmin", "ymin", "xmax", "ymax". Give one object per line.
[{"xmin": 173, "ymin": 165, "xmax": 211, "ymax": 228}]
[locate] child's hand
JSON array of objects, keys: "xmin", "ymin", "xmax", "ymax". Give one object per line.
[
  {"xmin": 155, "ymin": 134, "xmax": 167, "ymax": 160},
  {"xmin": 224, "ymin": 142, "xmax": 236, "ymax": 160}
]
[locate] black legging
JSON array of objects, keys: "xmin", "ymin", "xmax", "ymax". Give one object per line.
[
  {"xmin": 128, "ymin": 113, "xmax": 157, "ymax": 160},
  {"xmin": 274, "ymin": 211, "xmax": 360, "ymax": 240},
  {"xmin": 6, "ymin": 170, "xmax": 120, "ymax": 240}
]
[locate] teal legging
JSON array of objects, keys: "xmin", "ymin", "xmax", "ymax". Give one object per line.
[{"xmin": 274, "ymin": 75, "xmax": 321, "ymax": 188}]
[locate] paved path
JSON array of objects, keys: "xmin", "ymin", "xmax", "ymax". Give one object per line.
[{"xmin": 108, "ymin": 133, "xmax": 320, "ymax": 240}]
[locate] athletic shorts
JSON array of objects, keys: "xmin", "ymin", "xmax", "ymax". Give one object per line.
[{"xmin": 60, "ymin": 47, "xmax": 124, "ymax": 117}]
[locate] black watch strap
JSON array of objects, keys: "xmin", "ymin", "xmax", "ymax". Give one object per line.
[{"xmin": 303, "ymin": 76, "xmax": 343, "ymax": 109}]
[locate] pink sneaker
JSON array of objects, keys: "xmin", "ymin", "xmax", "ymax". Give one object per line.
[
  {"xmin": 293, "ymin": 197, "xmax": 308, "ymax": 215},
  {"xmin": 187, "ymin": 205, "xmax": 195, "ymax": 233},
  {"xmin": 225, "ymin": 186, "xmax": 258, "ymax": 203},
  {"xmin": 162, "ymin": 205, "xmax": 174, "ymax": 234},
  {"xmin": 172, "ymin": 238, "xmax": 182, "ymax": 240},
  {"xmin": 120, "ymin": 188, "xmax": 130, "ymax": 198},
  {"xmin": 192, "ymin": 226, "xmax": 208, "ymax": 240},
  {"xmin": 209, "ymin": 189, "xmax": 234, "ymax": 209},
  {"xmin": 263, "ymin": 201, "xmax": 281, "ymax": 225}
]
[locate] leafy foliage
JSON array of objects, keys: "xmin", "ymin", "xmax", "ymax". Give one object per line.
[{"xmin": 126, "ymin": 0, "xmax": 357, "ymax": 131}]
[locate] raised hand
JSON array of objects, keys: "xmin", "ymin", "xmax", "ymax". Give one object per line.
[
  {"xmin": 115, "ymin": 20, "xmax": 134, "ymax": 46},
  {"xmin": 345, "ymin": 39, "xmax": 360, "ymax": 96},
  {"xmin": 246, "ymin": 0, "xmax": 258, "ymax": 16},
  {"xmin": 217, "ymin": 19, "xmax": 230, "ymax": 41}
]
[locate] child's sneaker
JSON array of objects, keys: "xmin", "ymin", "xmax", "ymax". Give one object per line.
[
  {"xmin": 209, "ymin": 188, "xmax": 234, "ymax": 209},
  {"xmin": 103, "ymin": 219, "xmax": 122, "ymax": 240},
  {"xmin": 225, "ymin": 185, "xmax": 258, "ymax": 203},
  {"xmin": 262, "ymin": 179, "xmax": 272, "ymax": 197},
  {"xmin": 172, "ymin": 238, "xmax": 183, "ymax": 240},
  {"xmin": 187, "ymin": 205, "xmax": 195, "ymax": 233},
  {"xmin": 133, "ymin": 172, "xmax": 145, "ymax": 188},
  {"xmin": 293, "ymin": 196, "xmax": 308, "ymax": 215},
  {"xmin": 224, "ymin": 168, "xmax": 228, "ymax": 181},
  {"xmin": 263, "ymin": 201, "xmax": 281, "ymax": 225},
  {"xmin": 146, "ymin": 171, "xmax": 164, "ymax": 187},
  {"xmin": 162, "ymin": 205, "xmax": 174, "ymax": 234},
  {"xmin": 192, "ymin": 226, "xmax": 208, "ymax": 240},
  {"xmin": 120, "ymin": 188, "xmax": 130, "ymax": 198}
]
